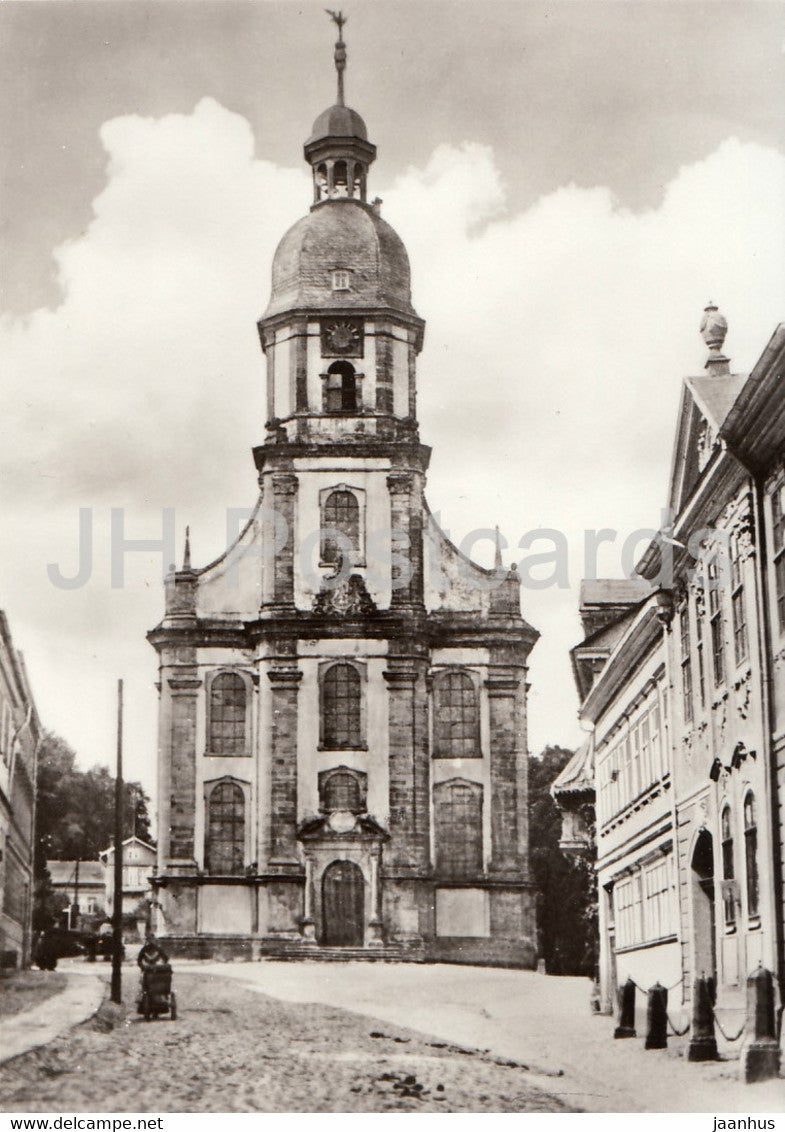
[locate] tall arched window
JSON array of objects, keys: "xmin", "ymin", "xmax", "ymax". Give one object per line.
[
  {"xmin": 324, "ymin": 361, "xmax": 358, "ymax": 413},
  {"xmin": 208, "ymin": 672, "xmax": 247, "ymax": 754},
  {"xmin": 744, "ymin": 792, "xmax": 759, "ymax": 917},
  {"xmin": 721, "ymin": 805, "xmax": 735, "ymax": 927},
  {"xmin": 434, "ymin": 779, "xmax": 483, "ymax": 879},
  {"xmin": 321, "ymin": 770, "xmax": 363, "ymax": 813},
  {"xmin": 321, "ymin": 489, "xmax": 360, "ymax": 565},
  {"xmin": 333, "ymin": 160, "xmax": 348, "ymax": 197},
  {"xmin": 433, "ymin": 671, "xmax": 480, "ymax": 758},
  {"xmin": 205, "ymin": 781, "xmax": 245, "ymax": 875},
  {"xmin": 321, "ymin": 663, "xmax": 362, "ymax": 749}
]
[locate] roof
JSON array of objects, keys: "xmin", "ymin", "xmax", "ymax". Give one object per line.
[
  {"xmin": 551, "ymin": 739, "xmax": 594, "ymax": 797},
  {"xmin": 579, "ymin": 578, "xmax": 653, "ymax": 607},
  {"xmin": 685, "ymin": 373, "xmax": 747, "ymax": 432},
  {"xmin": 261, "ymin": 199, "xmax": 417, "ymax": 322},
  {"xmin": 47, "ymin": 860, "xmax": 104, "ymax": 886},
  {"xmin": 99, "ymin": 836, "xmax": 156, "ymax": 860},
  {"xmin": 307, "ymin": 103, "xmax": 368, "ymax": 144}
]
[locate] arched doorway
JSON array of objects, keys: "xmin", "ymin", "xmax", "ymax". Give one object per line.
[
  {"xmin": 322, "ymin": 860, "xmax": 365, "ymax": 946},
  {"xmin": 691, "ymin": 829, "xmax": 717, "ymax": 985}
]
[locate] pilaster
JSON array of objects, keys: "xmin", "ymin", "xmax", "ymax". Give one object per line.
[
  {"xmin": 270, "ymin": 473, "xmax": 298, "ymax": 612},
  {"xmin": 486, "ymin": 658, "xmax": 527, "ymax": 877},
  {"xmin": 383, "ymin": 646, "xmax": 430, "ymax": 873},
  {"xmin": 387, "ymin": 471, "xmax": 424, "ymax": 610},
  {"xmin": 266, "ymin": 642, "xmax": 302, "ymax": 870},
  {"xmin": 166, "ymin": 659, "xmax": 201, "ymax": 869}
]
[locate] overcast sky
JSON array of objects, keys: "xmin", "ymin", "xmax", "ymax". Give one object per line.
[{"xmin": 2, "ymin": 0, "xmax": 784, "ymax": 815}]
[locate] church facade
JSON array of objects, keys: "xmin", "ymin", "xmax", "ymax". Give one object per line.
[{"xmin": 148, "ymin": 28, "xmax": 538, "ymax": 965}]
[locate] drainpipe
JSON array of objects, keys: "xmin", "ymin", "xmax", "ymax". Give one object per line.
[
  {"xmin": 656, "ymin": 587, "xmax": 685, "ymax": 1002},
  {"xmin": 751, "ymin": 476, "xmax": 784, "ymax": 991}
]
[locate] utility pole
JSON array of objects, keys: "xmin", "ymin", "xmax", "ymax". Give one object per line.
[
  {"xmin": 111, "ymin": 679, "xmax": 124, "ymax": 1005},
  {"xmin": 72, "ymin": 858, "xmax": 80, "ymax": 931}
]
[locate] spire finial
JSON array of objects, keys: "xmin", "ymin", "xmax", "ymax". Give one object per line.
[
  {"xmin": 325, "ymin": 9, "xmax": 348, "ymax": 106},
  {"xmin": 182, "ymin": 525, "xmax": 192, "ymax": 572},
  {"xmin": 494, "ymin": 525, "xmax": 503, "ymax": 571}
]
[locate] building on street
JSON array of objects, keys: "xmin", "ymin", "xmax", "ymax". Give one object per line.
[
  {"xmin": 46, "ymin": 859, "xmax": 105, "ymax": 927},
  {"xmin": 0, "ymin": 611, "xmax": 41, "ymax": 967},
  {"xmin": 148, "ymin": 23, "xmax": 539, "ymax": 963},
  {"xmin": 100, "ymin": 835, "xmax": 157, "ymax": 917},
  {"xmin": 554, "ymin": 311, "xmax": 785, "ymax": 1015},
  {"xmin": 48, "ymin": 837, "xmax": 157, "ymax": 933}
]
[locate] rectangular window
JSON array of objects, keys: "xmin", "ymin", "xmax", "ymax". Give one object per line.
[
  {"xmin": 650, "ymin": 702, "xmax": 662, "ymax": 781},
  {"xmin": 643, "ymin": 858, "xmax": 673, "ymax": 941},
  {"xmin": 773, "ymin": 483, "xmax": 785, "ymax": 635},
  {"xmin": 731, "ymin": 537, "xmax": 748, "ymax": 665},
  {"xmin": 680, "ymin": 606, "xmax": 693, "ymax": 725},
  {"xmin": 332, "ymin": 269, "xmax": 351, "ymax": 291},
  {"xmin": 708, "ymin": 559, "xmax": 725, "ymax": 686},
  {"xmin": 630, "ymin": 725, "xmax": 641, "ymax": 797}
]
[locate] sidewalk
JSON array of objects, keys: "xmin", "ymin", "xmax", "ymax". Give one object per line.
[
  {"xmin": 0, "ymin": 968, "xmax": 105, "ymax": 1066},
  {"xmin": 193, "ymin": 960, "xmax": 784, "ymax": 1113}
]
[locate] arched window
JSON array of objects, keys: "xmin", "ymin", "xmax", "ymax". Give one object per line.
[
  {"xmin": 433, "ymin": 671, "xmax": 480, "ymax": 758},
  {"xmin": 315, "ymin": 163, "xmax": 328, "ymax": 201},
  {"xmin": 721, "ymin": 805, "xmax": 735, "ymax": 927},
  {"xmin": 209, "ymin": 672, "xmax": 247, "ymax": 753},
  {"xmin": 434, "ymin": 780, "xmax": 483, "ymax": 879},
  {"xmin": 333, "ymin": 160, "xmax": 348, "ymax": 197},
  {"xmin": 744, "ymin": 792, "xmax": 759, "ymax": 917},
  {"xmin": 209, "ymin": 672, "xmax": 247, "ymax": 754},
  {"xmin": 321, "ymin": 770, "xmax": 364, "ymax": 813},
  {"xmin": 321, "ymin": 663, "xmax": 362, "ymax": 749},
  {"xmin": 321, "ymin": 489, "xmax": 360, "ymax": 565},
  {"xmin": 205, "ymin": 781, "xmax": 245, "ymax": 875},
  {"xmin": 324, "ymin": 361, "xmax": 358, "ymax": 414}
]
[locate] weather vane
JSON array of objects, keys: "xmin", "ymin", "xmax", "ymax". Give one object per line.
[{"xmin": 325, "ymin": 9, "xmax": 348, "ymax": 105}]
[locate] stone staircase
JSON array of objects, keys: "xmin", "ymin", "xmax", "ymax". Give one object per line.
[{"xmin": 259, "ymin": 943, "xmax": 424, "ymax": 963}]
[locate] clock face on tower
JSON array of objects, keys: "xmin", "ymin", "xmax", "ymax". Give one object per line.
[{"xmin": 321, "ymin": 318, "xmax": 364, "ymax": 358}]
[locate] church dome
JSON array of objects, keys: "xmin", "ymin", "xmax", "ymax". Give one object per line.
[
  {"xmin": 262, "ymin": 200, "xmax": 416, "ymax": 320},
  {"xmin": 308, "ymin": 103, "xmax": 368, "ymax": 144}
]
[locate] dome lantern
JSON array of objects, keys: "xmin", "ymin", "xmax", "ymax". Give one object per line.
[{"xmin": 304, "ymin": 11, "xmax": 376, "ymax": 204}]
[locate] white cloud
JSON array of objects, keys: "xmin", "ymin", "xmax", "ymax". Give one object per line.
[{"xmin": 2, "ymin": 99, "xmax": 783, "ymax": 800}]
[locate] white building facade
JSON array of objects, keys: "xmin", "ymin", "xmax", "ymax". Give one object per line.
[{"xmin": 555, "ymin": 312, "xmax": 785, "ymax": 1015}]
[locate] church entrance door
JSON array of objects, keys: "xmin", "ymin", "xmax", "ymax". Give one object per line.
[{"xmin": 322, "ymin": 860, "xmax": 364, "ymax": 946}]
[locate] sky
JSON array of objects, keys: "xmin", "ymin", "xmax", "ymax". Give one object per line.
[{"xmin": 1, "ymin": 0, "xmax": 784, "ymax": 818}]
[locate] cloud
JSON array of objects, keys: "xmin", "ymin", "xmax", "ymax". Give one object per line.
[{"xmin": 2, "ymin": 99, "xmax": 783, "ymax": 797}]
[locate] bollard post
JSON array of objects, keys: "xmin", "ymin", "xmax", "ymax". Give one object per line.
[
  {"xmin": 741, "ymin": 965, "xmax": 781, "ymax": 1083},
  {"xmin": 645, "ymin": 982, "xmax": 668, "ymax": 1049},
  {"xmin": 687, "ymin": 975, "xmax": 718, "ymax": 1061},
  {"xmin": 614, "ymin": 977, "xmax": 636, "ymax": 1038}
]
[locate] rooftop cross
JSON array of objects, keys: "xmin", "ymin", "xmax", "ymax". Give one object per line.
[{"xmin": 325, "ymin": 9, "xmax": 348, "ymax": 106}]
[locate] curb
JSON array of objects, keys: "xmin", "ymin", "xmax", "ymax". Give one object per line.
[{"xmin": 0, "ymin": 971, "xmax": 106, "ymax": 1066}]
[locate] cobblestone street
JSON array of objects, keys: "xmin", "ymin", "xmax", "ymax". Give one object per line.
[{"xmin": 0, "ymin": 968, "xmax": 573, "ymax": 1113}]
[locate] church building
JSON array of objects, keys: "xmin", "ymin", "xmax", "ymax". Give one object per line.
[{"xmin": 148, "ymin": 21, "xmax": 538, "ymax": 965}]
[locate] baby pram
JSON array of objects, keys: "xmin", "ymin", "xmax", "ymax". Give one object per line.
[{"xmin": 137, "ymin": 962, "xmax": 177, "ymax": 1021}]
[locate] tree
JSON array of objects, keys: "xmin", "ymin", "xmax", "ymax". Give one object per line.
[
  {"xmin": 529, "ymin": 744, "xmax": 597, "ymax": 977},
  {"xmin": 35, "ymin": 730, "xmax": 153, "ymax": 867}
]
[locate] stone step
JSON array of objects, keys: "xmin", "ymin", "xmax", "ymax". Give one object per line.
[{"xmin": 260, "ymin": 945, "xmax": 423, "ymax": 962}]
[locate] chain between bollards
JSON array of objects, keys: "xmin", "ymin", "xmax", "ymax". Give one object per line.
[{"xmin": 711, "ymin": 1008, "xmax": 746, "ymax": 1043}]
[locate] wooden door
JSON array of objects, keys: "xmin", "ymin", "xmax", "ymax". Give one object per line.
[{"xmin": 322, "ymin": 860, "xmax": 364, "ymax": 946}]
